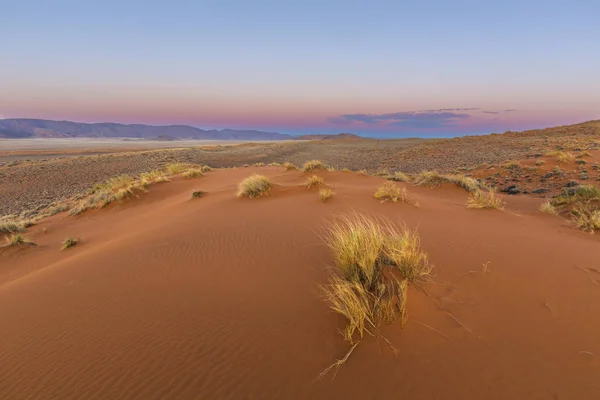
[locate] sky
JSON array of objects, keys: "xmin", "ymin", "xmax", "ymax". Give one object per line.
[{"xmin": 1, "ymin": 0, "xmax": 599, "ymax": 137}]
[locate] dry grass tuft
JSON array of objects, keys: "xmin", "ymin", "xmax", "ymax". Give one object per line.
[
  {"xmin": 140, "ymin": 170, "xmax": 170, "ymax": 185},
  {"xmin": 62, "ymin": 237, "xmax": 81, "ymax": 250},
  {"xmin": 166, "ymin": 163, "xmax": 188, "ymax": 174},
  {"xmin": 535, "ymin": 160, "xmax": 546, "ymax": 166},
  {"xmin": 539, "ymin": 201, "xmax": 558, "ymax": 215},
  {"xmin": 322, "ymin": 213, "xmax": 430, "ymax": 344},
  {"xmin": 283, "ymin": 162, "xmax": 297, "ymax": 171},
  {"xmin": 302, "ymin": 160, "xmax": 327, "ymax": 172},
  {"xmin": 571, "ymin": 204, "xmax": 600, "ymax": 232},
  {"xmin": 200, "ymin": 165, "xmax": 213, "ymax": 172},
  {"xmin": 306, "ymin": 175, "xmax": 325, "ymax": 189},
  {"xmin": 546, "ymin": 151, "xmax": 575, "ymax": 163},
  {"xmin": 182, "ymin": 168, "xmax": 204, "ymax": 179},
  {"xmin": 253, "ymin": 162, "xmax": 266, "ymax": 167},
  {"xmin": 268, "ymin": 162, "xmax": 281, "ymax": 167},
  {"xmin": 6, "ymin": 233, "xmax": 30, "ymax": 246},
  {"xmin": 237, "ymin": 174, "xmax": 272, "ymax": 198},
  {"xmin": 415, "ymin": 171, "xmax": 485, "ymax": 193},
  {"xmin": 357, "ymin": 169, "xmax": 368, "ymax": 175},
  {"xmin": 552, "ymin": 184, "xmax": 600, "ymax": 206},
  {"xmin": 0, "ymin": 220, "xmax": 25, "ymax": 234},
  {"xmin": 504, "ymin": 160, "xmax": 521, "ymax": 170},
  {"xmin": 319, "ymin": 188, "xmax": 334, "ymax": 202},
  {"xmin": 386, "ymin": 171, "xmax": 411, "ymax": 182},
  {"xmin": 466, "ymin": 190, "xmax": 505, "ymax": 210},
  {"xmin": 374, "ymin": 181, "xmax": 408, "ymax": 203},
  {"xmin": 191, "ymin": 190, "xmax": 206, "ymax": 198}
]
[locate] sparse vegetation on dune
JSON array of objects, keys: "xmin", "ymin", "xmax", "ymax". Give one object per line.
[
  {"xmin": 182, "ymin": 168, "xmax": 204, "ymax": 179},
  {"xmin": 253, "ymin": 162, "xmax": 266, "ymax": 167},
  {"xmin": 551, "ymin": 184, "xmax": 600, "ymax": 206},
  {"xmin": 140, "ymin": 170, "xmax": 170, "ymax": 185},
  {"xmin": 414, "ymin": 171, "xmax": 485, "ymax": 193},
  {"xmin": 237, "ymin": 174, "xmax": 272, "ymax": 199},
  {"xmin": 546, "ymin": 151, "xmax": 575, "ymax": 163},
  {"xmin": 62, "ymin": 237, "xmax": 81, "ymax": 250},
  {"xmin": 6, "ymin": 233, "xmax": 30, "ymax": 246},
  {"xmin": 386, "ymin": 171, "xmax": 411, "ymax": 182},
  {"xmin": 504, "ymin": 160, "xmax": 521, "ymax": 171},
  {"xmin": 0, "ymin": 220, "xmax": 26, "ymax": 234},
  {"xmin": 571, "ymin": 204, "xmax": 600, "ymax": 233},
  {"xmin": 166, "ymin": 163, "xmax": 188, "ymax": 174},
  {"xmin": 374, "ymin": 181, "xmax": 408, "ymax": 203},
  {"xmin": 200, "ymin": 165, "xmax": 212, "ymax": 172},
  {"xmin": 283, "ymin": 162, "xmax": 297, "ymax": 171},
  {"xmin": 191, "ymin": 190, "xmax": 206, "ymax": 198},
  {"xmin": 306, "ymin": 175, "xmax": 325, "ymax": 189},
  {"xmin": 466, "ymin": 190, "xmax": 505, "ymax": 210},
  {"xmin": 322, "ymin": 213, "xmax": 431, "ymax": 344},
  {"xmin": 319, "ymin": 188, "xmax": 334, "ymax": 202},
  {"xmin": 302, "ymin": 160, "xmax": 327, "ymax": 172},
  {"xmin": 539, "ymin": 201, "xmax": 558, "ymax": 215}
]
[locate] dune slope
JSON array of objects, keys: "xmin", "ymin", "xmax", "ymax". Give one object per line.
[{"xmin": 1, "ymin": 167, "xmax": 599, "ymax": 399}]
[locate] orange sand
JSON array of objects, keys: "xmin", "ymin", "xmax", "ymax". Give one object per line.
[{"xmin": 1, "ymin": 168, "xmax": 599, "ymax": 399}]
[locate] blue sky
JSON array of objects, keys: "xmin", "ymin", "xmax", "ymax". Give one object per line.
[{"xmin": 1, "ymin": 0, "xmax": 599, "ymax": 136}]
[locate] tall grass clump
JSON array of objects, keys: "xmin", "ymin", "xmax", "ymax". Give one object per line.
[
  {"xmin": 166, "ymin": 163, "xmax": 188, "ymax": 174},
  {"xmin": 551, "ymin": 184, "xmax": 600, "ymax": 207},
  {"xmin": 0, "ymin": 220, "xmax": 25, "ymax": 234},
  {"xmin": 200, "ymin": 165, "xmax": 213, "ymax": 172},
  {"xmin": 6, "ymin": 233, "xmax": 30, "ymax": 246},
  {"xmin": 182, "ymin": 168, "xmax": 204, "ymax": 179},
  {"xmin": 414, "ymin": 171, "xmax": 484, "ymax": 193},
  {"xmin": 319, "ymin": 188, "xmax": 334, "ymax": 202},
  {"xmin": 306, "ymin": 175, "xmax": 325, "ymax": 189},
  {"xmin": 283, "ymin": 162, "xmax": 297, "ymax": 171},
  {"xmin": 546, "ymin": 151, "xmax": 575, "ymax": 163},
  {"xmin": 374, "ymin": 181, "xmax": 408, "ymax": 203},
  {"xmin": 386, "ymin": 171, "xmax": 411, "ymax": 182},
  {"xmin": 140, "ymin": 170, "xmax": 170, "ymax": 185},
  {"xmin": 571, "ymin": 204, "xmax": 600, "ymax": 233},
  {"xmin": 322, "ymin": 213, "xmax": 431, "ymax": 344},
  {"xmin": 302, "ymin": 160, "xmax": 327, "ymax": 172},
  {"xmin": 539, "ymin": 201, "xmax": 558, "ymax": 215},
  {"xmin": 237, "ymin": 174, "xmax": 272, "ymax": 198},
  {"xmin": 62, "ymin": 237, "xmax": 81, "ymax": 250},
  {"xmin": 466, "ymin": 190, "xmax": 505, "ymax": 210}
]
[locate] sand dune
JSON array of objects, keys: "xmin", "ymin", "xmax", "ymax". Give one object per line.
[{"xmin": 1, "ymin": 167, "xmax": 600, "ymax": 399}]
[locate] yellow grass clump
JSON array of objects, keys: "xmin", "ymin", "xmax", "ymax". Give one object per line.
[
  {"xmin": 386, "ymin": 171, "xmax": 411, "ymax": 182},
  {"xmin": 374, "ymin": 181, "xmax": 408, "ymax": 203},
  {"xmin": 571, "ymin": 205, "xmax": 600, "ymax": 233},
  {"xmin": 166, "ymin": 163, "xmax": 188, "ymax": 174},
  {"xmin": 306, "ymin": 175, "xmax": 325, "ymax": 189},
  {"xmin": 322, "ymin": 213, "xmax": 431, "ymax": 344},
  {"xmin": 0, "ymin": 220, "xmax": 26, "ymax": 234},
  {"xmin": 302, "ymin": 160, "xmax": 327, "ymax": 172},
  {"xmin": 466, "ymin": 190, "xmax": 505, "ymax": 210},
  {"xmin": 200, "ymin": 165, "xmax": 212, "ymax": 172},
  {"xmin": 6, "ymin": 233, "xmax": 30, "ymax": 246},
  {"xmin": 539, "ymin": 201, "xmax": 558, "ymax": 215},
  {"xmin": 62, "ymin": 237, "xmax": 81, "ymax": 250},
  {"xmin": 546, "ymin": 151, "xmax": 575, "ymax": 163},
  {"xmin": 182, "ymin": 168, "xmax": 204, "ymax": 179},
  {"xmin": 319, "ymin": 188, "xmax": 334, "ymax": 202},
  {"xmin": 283, "ymin": 162, "xmax": 297, "ymax": 170},
  {"xmin": 415, "ymin": 171, "xmax": 485, "ymax": 193},
  {"xmin": 237, "ymin": 174, "xmax": 272, "ymax": 198},
  {"xmin": 140, "ymin": 170, "xmax": 170, "ymax": 185}
]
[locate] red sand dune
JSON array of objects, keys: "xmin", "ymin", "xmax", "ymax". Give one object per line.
[{"xmin": 1, "ymin": 168, "xmax": 599, "ymax": 399}]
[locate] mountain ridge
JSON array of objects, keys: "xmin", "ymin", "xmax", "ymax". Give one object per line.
[{"xmin": 0, "ymin": 119, "xmax": 292, "ymax": 140}]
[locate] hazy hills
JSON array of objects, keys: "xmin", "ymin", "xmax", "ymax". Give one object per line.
[{"xmin": 0, "ymin": 119, "xmax": 291, "ymax": 140}]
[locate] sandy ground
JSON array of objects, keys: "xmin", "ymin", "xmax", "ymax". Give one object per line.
[{"xmin": 1, "ymin": 167, "xmax": 599, "ymax": 399}]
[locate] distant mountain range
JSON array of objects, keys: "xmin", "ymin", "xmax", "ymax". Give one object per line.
[{"xmin": 0, "ymin": 119, "xmax": 290, "ymax": 140}]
